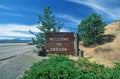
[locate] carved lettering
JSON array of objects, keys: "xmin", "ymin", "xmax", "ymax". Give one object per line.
[
  {"xmin": 49, "ymin": 37, "xmax": 69, "ymax": 41},
  {"xmin": 56, "ymin": 43, "xmax": 62, "ymax": 46},
  {"xmin": 50, "ymin": 48, "xmax": 67, "ymax": 51}
]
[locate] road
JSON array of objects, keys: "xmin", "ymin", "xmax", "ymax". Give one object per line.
[
  {"xmin": 0, "ymin": 51, "xmax": 47, "ymax": 79},
  {"xmin": 0, "ymin": 43, "xmax": 35, "ymax": 60},
  {"xmin": 0, "ymin": 43, "xmax": 48, "ymax": 79}
]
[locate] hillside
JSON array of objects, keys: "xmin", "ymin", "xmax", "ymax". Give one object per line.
[{"xmin": 80, "ymin": 21, "xmax": 120, "ymax": 67}]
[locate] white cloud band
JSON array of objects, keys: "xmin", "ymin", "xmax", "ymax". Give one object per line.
[
  {"xmin": 67, "ymin": 0, "xmax": 120, "ymax": 21},
  {"xmin": 0, "ymin": 24, "xmax": 40, "ymax": 39},
  {"xmin": 0, "ymin": 23, "xmax": 70, "ymax": 39}
]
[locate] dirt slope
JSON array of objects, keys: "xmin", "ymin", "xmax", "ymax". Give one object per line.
[{"xmin": 80, "ymin": 21, "xmax": 120, "ymax": 67}]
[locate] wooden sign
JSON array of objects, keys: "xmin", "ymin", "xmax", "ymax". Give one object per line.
[{"xmin": 46, "ymin": 32, "xmax": 74, "ymax": 55}]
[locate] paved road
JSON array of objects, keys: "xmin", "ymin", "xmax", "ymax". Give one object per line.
[
  {"xmin": 0, "ymin": 52, "xmax": 48, "ymax": 79},
  {"xmin": 0, "ymin": 43, "xmax": 35, "ymax": 60},
  {"xmin": 0, "ymin": 43, "xmax": 48, "ymax": 79}
]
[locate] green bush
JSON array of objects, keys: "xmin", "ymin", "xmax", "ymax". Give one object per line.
[
  {"xmin": 21, "ymin": 55, "xmax": 78, "ymax": 79},
  {"xmin": 21, "ymin": 55, "xmax": 120, "ymax": 79}
]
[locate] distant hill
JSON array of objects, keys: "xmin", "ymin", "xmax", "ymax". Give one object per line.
[
  {"xmin": 80, "ymin": 21, "xmax": 120, "ymax": 67},
  {"xmin": 0, "ymin": 39, "xmax": 31, "ymax": 43}
]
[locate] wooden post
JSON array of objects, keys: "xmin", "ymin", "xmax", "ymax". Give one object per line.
[
  {"xmin": 79, "ymin": 49, "xmax": 84, "ymax": 57},
  {"xmin": 74, "ymin": 33, "xmax": 79, "ymax": 56}
]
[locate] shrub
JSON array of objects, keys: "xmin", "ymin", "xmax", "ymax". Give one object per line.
[
  {"xmin": 21, "ymin": 55, "xmax": 78, "ymax": 79},
  {"xmin": 21, "ymin": 55, "xmax": 120, "ymax": 79}
]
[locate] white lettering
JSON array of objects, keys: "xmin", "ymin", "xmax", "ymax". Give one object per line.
[
  {"xmin": 49, "ymin": 37, "xmax": 69, "ymax": 41},
  {"xmin": 56, "ymin": 43, "xmax": 62, "ymax": 46},
  {"xmin": 50, "ymin": 48, "xmax": 68, "ymax": 51}
]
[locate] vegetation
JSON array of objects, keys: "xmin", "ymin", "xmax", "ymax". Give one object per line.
[
  {"xmin": 78, "ymin": 13, "xmax": 106, "ymax": 46},
  {"xmin": 94, "ymin": 46, "xmax": 113, "ymax": 53},
  {"xmin": 116, "ymin": 21, "xmax": 120, "ymax": 31},
  {"xmin": 21, "ymin": 55, "xmax": 120, "ymax": 79},
  {"xmin": 30, "ymin": 6, "xmax": 63, "ymax": 48}
]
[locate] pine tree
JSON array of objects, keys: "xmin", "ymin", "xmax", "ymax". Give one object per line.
[
  {"xmin": 30, "ymin": 6, "xmax": 63, "ymax": 48},
  {"xmin": 78, "ymin": 13, "xmax": 106, "ymax": 46}
]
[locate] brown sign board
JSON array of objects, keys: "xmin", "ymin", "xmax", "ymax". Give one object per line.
[{"xmin": 46, "ymin": 32, "xmax": 74, "ymax": 55}]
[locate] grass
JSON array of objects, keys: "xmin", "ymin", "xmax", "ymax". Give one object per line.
[
  {"xmin": 94, "ymin": 46, "xmax": 113, "ymax": 53},
  {"xmin": 116, "ymin": 22, "xmax": 120, "ymax": 31}
]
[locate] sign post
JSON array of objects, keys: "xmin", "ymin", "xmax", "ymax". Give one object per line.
[
  {"xmin": 74, "ymin": 33, "xmax": 79, "ymax": 56},
  {"xmin": 46, "ymin": 32, "xmax": 74, "ymax": 55}
]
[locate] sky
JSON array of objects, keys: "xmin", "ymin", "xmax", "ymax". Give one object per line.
[{"xmin": 0, "ymin": 0, "xmax": 120, "ymax": 40}]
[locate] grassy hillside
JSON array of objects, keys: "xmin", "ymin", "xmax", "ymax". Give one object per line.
[{"xmin": 80, "ymin": 21, "xmax": 120, "ymax": 67}]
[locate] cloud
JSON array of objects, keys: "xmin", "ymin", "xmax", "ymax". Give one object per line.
[
  {"xmin": 56, "ymin": 13, "xmax": 81, "ymax": 24},
  {"xmin": 56, "ymin": 13, "xmax": 81, "ymax": 30},
  {"xmin": 0, "ymin": 5, "xmax": 10, "ymax": 10},
  {"xmin": 0, "ymin": 23, "xmax": 72, "ymax": 39},
  {"xmin": 0, "ymin": 5, "xmax": 24, "ymax": 17},
  {"xmin": 67, "ymin": 0, "xmax": 120, "ymax": 21},
  {"xmin": 0, "ymin": 12, "xmax": 24, "ymax": 17},
  {"xmin": 0, "ymin": 24, "xmax": 39, "ymax": 39},
  {"xmin": 60, "ymin": 28, "xmax": 71, "ymax": 32},
  {"xmin": 0, "ymin": 37, "xmax": 15, "ymax": 40}
]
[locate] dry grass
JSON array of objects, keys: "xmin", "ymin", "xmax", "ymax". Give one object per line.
[
  {"xmin": 80, "ymin": 21, "xmax": 120, "ymax": 67},
  {"xmin": 94, "ymin": 46, "xmax": 113, "ymax": 53},
  {"xmin": 89, "ymin": 57, "xmax": 114, "ymax": 67}
]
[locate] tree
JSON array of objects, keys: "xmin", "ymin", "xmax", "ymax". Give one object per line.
[
  {"xmin": 78, "ymin": 13, "xmax": 106, "ymax": 46},
  {"xmin": 30, "ymin": 6, "xmax": 63, "ymax": 49}
]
